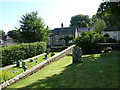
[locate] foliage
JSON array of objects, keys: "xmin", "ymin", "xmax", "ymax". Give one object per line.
[
  {"xmin": 11, "ymin": 11, "xmax": 50, "ymax": 43},
  {"xmin": 70, "ymin": 14, "xmax": 91, "ymax": 28},
  {"xmin": 0, "ymin": 70, "xmax": 15, "ymax": 83},
  {"xmin": 7, "ymin": 30, "xmax": 22, "ymax": 42},
  {"xmin": 74, "ymin": 31, "xmax": 103, "ymax": 54},
  {"xmin": 93, "ymin": 19, "xmax": 106, "ymax": 34},
  {"xmin": 97, "ymin": 2, "xmax": 120, "ymax": 26},
  {"xmin": 1, "ymin": 42, "xmax": 46, "ymax": 67}
]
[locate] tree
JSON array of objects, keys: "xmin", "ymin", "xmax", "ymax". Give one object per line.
[
  {"xmin": 93, "ymin": 19, "xmax": 106, "ymax": 34},
  {"xmin": 74, "ymin": 31, "xmax": 103, "ymax": 54},
  {"xmin": 16, "ymin": 11, "xmax": 50, "ymax": 43},
  {"xmin": 70, "ymin": 14, "xmax": 91, "ymax": 28},
  {"xmin": 7, "ymin": 30, "xmax": 21, "ymax": 42},
  {"xmin": 97, "ymin": 1, "xmax": 120, "ymax": 26}
]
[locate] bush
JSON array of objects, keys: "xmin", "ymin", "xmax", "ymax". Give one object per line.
[
  {"xmin": 74, "ymin": 31, "xmax": 103, "ymax": 54},
  {"xmin": 1, "ymin": 42, "xmax": 46, "ymax": 67},
  {"xmin": 0, "ymin": 70, "xmax": 15, "ymax": 83}
]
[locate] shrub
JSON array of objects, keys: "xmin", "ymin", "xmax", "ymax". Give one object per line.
[
  {"xmin": 0, "ymin": 70, "xmax": 15, "ymax": 83},
  {"xmin": 1, "ymin": 42, "xmax": 46, "ymax": 67},
  {"xmin": 74, "ymin": 31, "xmax": 103, "ymax": 54}
]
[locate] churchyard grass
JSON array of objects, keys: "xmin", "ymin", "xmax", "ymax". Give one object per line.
[
  {"xmin": 8, "ymin": 51, "xmax": 119, "ymax": 88},
  {"xmin": 0, "ymin": 52, "xmax": 58, "ymax": 83}
]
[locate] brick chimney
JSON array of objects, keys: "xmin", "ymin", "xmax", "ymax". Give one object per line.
[{"xmin": 61, "ymin": 23, "xmax": 63, "ymax": 28}]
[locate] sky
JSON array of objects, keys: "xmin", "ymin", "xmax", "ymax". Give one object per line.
[{"xmin": 0, "ymin": 0, "xmax": 103, "ymax": 33}]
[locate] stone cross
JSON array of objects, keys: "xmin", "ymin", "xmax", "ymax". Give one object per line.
[{"xmin": 72, "ymin": 46, "xmax": 82, "ymax": 63}]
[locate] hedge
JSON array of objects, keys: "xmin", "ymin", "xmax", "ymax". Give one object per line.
[{"xmin": 1, "ymin": 42, "xmax": 46, "ymax": 67}]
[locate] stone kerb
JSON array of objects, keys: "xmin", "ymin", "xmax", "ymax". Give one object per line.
[{"xmin": 0, "ymin": 45, "xmax": 75, "ymax": 89}]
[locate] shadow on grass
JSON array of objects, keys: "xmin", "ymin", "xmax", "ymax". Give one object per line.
[{"xmin": 18, "ymin": 52, "xmax": 119, "ymax": 88}]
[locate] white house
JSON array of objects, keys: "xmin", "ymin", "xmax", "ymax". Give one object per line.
[{"xmin": 103, "ymin": 26, "xmax": 120, "ymax": 40}]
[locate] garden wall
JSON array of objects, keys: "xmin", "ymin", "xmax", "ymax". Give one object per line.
[{"xmin": 0, "ymin": 45, "xmax": 75, "ymax": 89}]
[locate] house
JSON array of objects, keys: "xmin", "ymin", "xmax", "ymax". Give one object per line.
[
  {"xmin": 0, "ymin": 36, "xmax": 15, "ymax": 46},
  {"xmin": 77, "ymin": 27, "xmax": 93, "ymax": 36},
  {"xmin": 50, "ymin": 27, "xmax": 77, "ymax": 46},
  {"xmin": 49, "ymin": 23, "xmax": 92, "ymax": 46},
  {"xmin": 103, "ymin": 26, "xmax": 120, "ymax": 40}
]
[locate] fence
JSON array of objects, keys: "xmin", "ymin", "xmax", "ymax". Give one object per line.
[{"xmin": 0, "ymin": 45, "xmax": 75, "ymax": 89}]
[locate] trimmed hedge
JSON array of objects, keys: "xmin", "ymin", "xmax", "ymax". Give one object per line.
[{"xmin": 1, "ymin": 42, "xmax": 46, "ymax": 67}]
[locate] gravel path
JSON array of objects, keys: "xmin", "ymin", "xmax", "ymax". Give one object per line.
[{"xmin": 0, "ymin": 53, "xmax": 46, "ymax": 71}]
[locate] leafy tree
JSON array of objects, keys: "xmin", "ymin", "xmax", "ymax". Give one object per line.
[
  {"xmin": 91, "ymin": 15, "xmax": 98, "ymax": 26},
  {"xmin": 74, "ymin": 31, "xmax": 103, "ymax": 54},
  {"xmin": 93, "ymin": 19, "xmax": 106, "ymax": 34},
  {"xmin": 7, "ymin": 30, "xmax": 22, "ymax": 42},
  {"xmin": 16, "ymin": 11, "xmax": 50, "ymax": 43},
  {"xmin": 70, "ymin": 14, "xmax": 91, "ymax": 28},
  {"xmin": 97, "ymin": 1, "xmax": 120, "ymax": 26}
]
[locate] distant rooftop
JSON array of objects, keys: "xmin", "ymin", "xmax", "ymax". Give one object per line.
[
  {"xmin": 105, "ymin": 26, "xmax": 120, "ymax": 31},
  {"xmin": 51, "ymin": 27, "xmax": 76, "ymax": 35}
]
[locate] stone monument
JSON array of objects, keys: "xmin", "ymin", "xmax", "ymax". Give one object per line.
[{"xmin": 72, "ymin": 46, "xmax": 82, "ymax": 63}]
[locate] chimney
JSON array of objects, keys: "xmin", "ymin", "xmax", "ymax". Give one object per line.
[{"xmin": 61, "ymin": 23, "xmax": 63, "ymax": 28}]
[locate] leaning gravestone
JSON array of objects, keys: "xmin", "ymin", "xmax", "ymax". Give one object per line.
[{"xmin": 72, "ymin": 46, "xmax": 82, "ymax": 63}]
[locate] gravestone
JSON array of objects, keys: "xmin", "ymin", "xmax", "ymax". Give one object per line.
[
  {"xmin": 72, "ymin": 46, "xmax": 82, "ymax": 63},
  {"xmin": 51, "ymin": 52, "xmax": 55, "ymax": 57},
  {"xmin": 22, "ymin": 62, "xmax": 27, "ymax": 71},
  {"xmin": 44, "ymin": 54, "xmax": 47, "ymax": 60},
  {"xmin": 16, "ymin": 61, "xmax": 20, "ymax": 67}
]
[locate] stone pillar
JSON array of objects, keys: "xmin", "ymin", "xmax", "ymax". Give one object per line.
[{"xmin": 72, "ymin": 46, "xmax": 82, "ymax": 63}]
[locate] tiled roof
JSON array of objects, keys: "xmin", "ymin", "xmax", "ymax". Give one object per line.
[
  {"xmin": 104, "ymin": 26, "xmax": 120, "ymax": 31},
  {"xmin": 51, "ymin": 27, "xmax": 76, "ymax": 35},
  {"xmin": 77, "ymin": 27, "xmax": 93, "ymax": 32}
]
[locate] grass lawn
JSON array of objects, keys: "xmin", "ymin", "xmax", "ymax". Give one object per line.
[
  {"xmin": 7, "ymin": 51, "xmax": 119, "ymax": 88},
  {"xmin": 0, "ymin": 52, "xmax": 58, "ymax": 83}
]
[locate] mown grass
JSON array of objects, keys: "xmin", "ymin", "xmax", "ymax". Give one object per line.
[
  {"xmin": 0, "ymin": 52, "xmax": 58, "ymax": 83},
  {"xmin": 7, "ymin": 51, "xmax": 119, "ymax": 88}
]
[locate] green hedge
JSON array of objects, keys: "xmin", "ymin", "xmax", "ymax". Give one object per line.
[{"xmin": 1, "ymin": 42, "xmax": 46, "ymax": 67}]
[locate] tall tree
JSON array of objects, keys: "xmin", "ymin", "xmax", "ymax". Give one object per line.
[
  {"xmin": 93, "ymin": 19, "xmax": 106, "ymax": 34},
  {"xmin": 97, "ymin": 1, "xmax": 120, "ymax": 26},
  {"xmin": 16, "ymin": 11, "xmax": 50, "ymax": 43},
  {"xmin": 70, "ymin": 14, "xmax": 91, "ymax": 28}
]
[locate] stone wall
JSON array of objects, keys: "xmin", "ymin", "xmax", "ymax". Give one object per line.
[{"xmin": 0, "ymin": 45, "xmax": 75, "ymax": 89}]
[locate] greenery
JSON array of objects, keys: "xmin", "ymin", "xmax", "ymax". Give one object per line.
[
  {"xmin": 1, "ymin": 42, "xmax": 46, "ymax": 67},
  {"xmin": 70, "ymin": 14, "xmax": 91, "ymax": 28},
  {"xmin": 93, "ymin": 19, "xmax": 106, "ymax": 34},
  {"xmin": 0, "ymin": 52, "xmax": 58, "ymax": 83},
  {"xmin": 97, "ymin": 2, "xmax": 120, "ymax": 26},
  {"xmin": 7, "ymin": 30, "xmax": 21, "ymax": 42},
  {"xmin": 0, "ymin": 70, "xmax": 15, "ymax": 83},
  {"xmin": 8, "ymin": 51, "xmax": 119, "ymax": 88},
  {"xmin": 8, "ymin": 11, "xmax": 50, "ymax": 43},
  {"xmin": 74, "ymin": 31, "xmax": 103, "ymax": 54}
]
